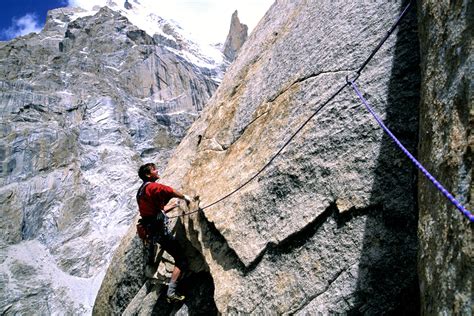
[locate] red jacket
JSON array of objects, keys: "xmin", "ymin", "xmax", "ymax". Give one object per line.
[{"xmin": 137, "ymin": 182, "xmax": 175, "ymax": 217}]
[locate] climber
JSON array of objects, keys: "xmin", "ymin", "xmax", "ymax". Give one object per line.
[{"xmin": 136, "ymin": 162, "xmax": 192, "ymax": 303}]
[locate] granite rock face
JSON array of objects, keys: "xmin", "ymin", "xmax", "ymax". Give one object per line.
[
  {"xmin": 0, "ymin": 6, "xmax": 218, "ymax": 314},
  {"xmin": 417, "ymin": 1, "xmax": 472, "ymax": 315},
  {"xmin": 100, "ymin": 1, "xmax": 422, "ymax": 314},
  {"xmin": 223, "ymin": 10, "xmax": 248, "ymax": 62}
]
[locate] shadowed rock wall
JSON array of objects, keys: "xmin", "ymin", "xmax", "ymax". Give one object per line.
[{"xmin": 417, "ymin": 1, "xmax": 472, "ymax": 314}]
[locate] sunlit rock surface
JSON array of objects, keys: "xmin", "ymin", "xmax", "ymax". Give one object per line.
[{"xmin": 99, "ymin": 1, "xmax": 423, "ymax": 314}]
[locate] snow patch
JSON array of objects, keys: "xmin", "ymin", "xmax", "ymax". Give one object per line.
[
  {"xmin": 66, "ymin": 1, "xmax": 224, "ymax": 73},
  {"xmin": 0, "ymin": 240, "xmax": 104, "ymax": 314}
]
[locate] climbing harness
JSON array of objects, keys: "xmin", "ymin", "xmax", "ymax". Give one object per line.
[
  {"xmin": 170, "ymin": 0, "xmax": 472, "ymax": 222},
  {"xmin": 136, "ymin": 182, "xmax": 172, "ymax": 239}
]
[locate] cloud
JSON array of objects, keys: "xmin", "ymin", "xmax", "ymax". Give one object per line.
[
  {"xmin": 133, "ymin": 0, "xmax": 274, "ymax": 44},
  {"xmin": 1, "ymin": 13, "xmax": 43, "ymax": 39},
  {"xmin": 67, "ymin": 0, "xmax": 107, "ymax": 10},
  {"xmin": 66, "ymin": 0, "xmax": 273, "ymax": 44}
]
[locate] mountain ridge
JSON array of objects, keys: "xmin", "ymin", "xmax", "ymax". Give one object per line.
[{"xmin": 0, "ymin": 4, "xmax": 222, "ymax": 313}]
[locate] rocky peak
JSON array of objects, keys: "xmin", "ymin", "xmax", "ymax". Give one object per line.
[
  {"xmin": 43, "ymin": 7, "xmax": 86, "ymax": 33},
  {"xmin": 223, "ymin": 10, "xmax": 248, "ymax": 62}
]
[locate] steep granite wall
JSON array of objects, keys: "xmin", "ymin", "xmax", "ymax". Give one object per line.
[
  {"xmin": 417, "ymin": 1, "xmax": 472, "ymax": 314},
  {"xmin": 98, "ymin": 1, "xmax": 422, "ymax": 314}
]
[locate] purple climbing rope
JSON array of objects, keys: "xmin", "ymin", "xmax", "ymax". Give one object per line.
[
  {"xmin": 348, "ymin": 80, "xmax": 473, "ymax": 222},
  {"xmin": 168, "ymin": 0, "xmax": 472, "ymax": 223}
]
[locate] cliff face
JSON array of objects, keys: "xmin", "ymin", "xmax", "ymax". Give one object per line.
[
  {"xmin": 98, "ymin": 1, "xmax": 422, "ymax": 314},
  {"xmin": 417, "ymin": 1, "xmax": 472, "ymax": 314},
  {"xmin": 0, "ymin": 6, "xmax": 218, "ymax": 314}
]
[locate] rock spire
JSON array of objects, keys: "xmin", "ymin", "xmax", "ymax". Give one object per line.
[{"xmin": 223, "ymin": 10, "xmax": 248, "ymax": 62}]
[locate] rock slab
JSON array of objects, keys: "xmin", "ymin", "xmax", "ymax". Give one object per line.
[{"xmin": 100, "ymin": 1, "xmax": 423, "ymax": 314}]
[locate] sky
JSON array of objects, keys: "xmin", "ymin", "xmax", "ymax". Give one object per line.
[{"xmin": 0, "ymin": 0, "xmax": 274, "ymax": 43}]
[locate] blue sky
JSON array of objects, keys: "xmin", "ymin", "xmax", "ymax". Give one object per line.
[
  {"xmin": 0, "ymin": 0, "xmax": 68, "ymax": 41},
  {"xmin": 1, "ymin": 0, "xmax": 274, "ymax": 43}
]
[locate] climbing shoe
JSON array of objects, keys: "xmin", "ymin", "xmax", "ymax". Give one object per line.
[{"xmin": 166, "ymin": 294, "xmax": 185, "ymax": 303}]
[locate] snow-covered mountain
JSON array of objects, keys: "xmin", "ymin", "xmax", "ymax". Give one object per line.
[
  {"xmin": 0, "ymin": 1, "xmax": 226, "ymax": 313},
  {"xmin": 67, "ymin": 0, "xmax": 227, "ymax": 78}
]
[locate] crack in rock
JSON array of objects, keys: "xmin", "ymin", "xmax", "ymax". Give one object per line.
[
  {"xmin": 198, "ymin": 202, "xmax": 372, "ymax": 277},
  {"xmin": 200, "ymin": 110, "xmax": 270, "ymax": 153},
  {"xmin": 267, "ymin": 69, "xmax": 355, "ymax": 103},
  {"xmin": 222, "ymin": 201, "xmax": 376, "ymax": 277},
  {"xmin": 290, "ymin": 264, "xmax": 353, "ymax": 314}
]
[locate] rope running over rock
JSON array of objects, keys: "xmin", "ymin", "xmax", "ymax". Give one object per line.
[
  {"xmin": 170, "ymin": 0, "xmax": 414, "ymax": 219},
  {"xmin": 348, "ymin": 80, "xmax": 473, "ymax": 222},
  {"xmin": 170, "ymin": 0, "xmax": 472, "ymax": 222}
]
